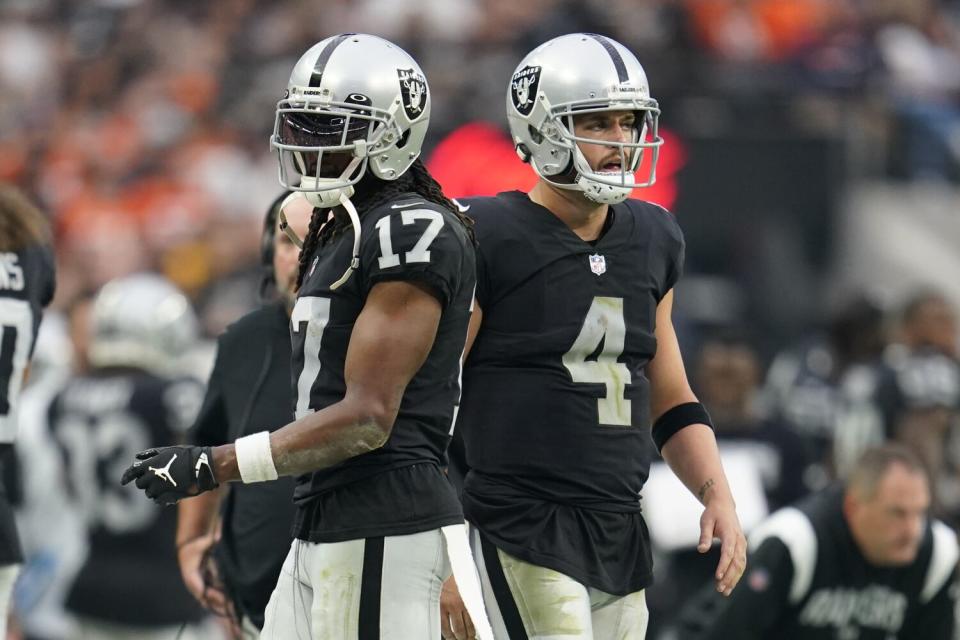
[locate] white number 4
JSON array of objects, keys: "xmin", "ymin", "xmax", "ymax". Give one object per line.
[
  {"xmin": 562, "ymin": 297, "xmax": 632, "ymax": 426},
  {"xmin": 375, "ymin": 209, "xmax": 445, "ymax": 268}
]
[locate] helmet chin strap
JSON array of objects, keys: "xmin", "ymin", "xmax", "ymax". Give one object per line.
[
  {"xmin": 577, "ymin": 174, "xmax": 633, "ymax": 205},
  {"xmin": 299, "ymin": 153, "xmax": 364, "ymax": 208},
  {"xmin": 572, "ymin": 147, "xmax": 634, "ymax": 205},
  {"xmin": 541, "ymin": 151, "xmax": 634, "ymax": 205},
  {"xmin": 328, "ymin": 191, "xmax": 362, "ymax": 290}
]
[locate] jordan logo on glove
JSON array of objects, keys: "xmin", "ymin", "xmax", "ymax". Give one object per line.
[{"xmin": 150, "ymin": 454, "xmax": 178, "ymax": 487}]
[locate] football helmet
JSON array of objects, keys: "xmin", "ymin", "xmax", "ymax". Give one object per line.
[
  {"xmin": 88, "ymin": 273, "xmax": 198, "ymax": 375},
  {"xmin": 271, "ymin": 33, "xmax": 430, "ymax": 209},
  {"xmin": 507, "ymin": 33, "xmax": 663, "ymax": 204}
]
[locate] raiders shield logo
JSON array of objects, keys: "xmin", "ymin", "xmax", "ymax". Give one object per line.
[
  {"xmin": 589, "ymin": 254, "xmax": 606, "ymax": 275},
  {"xmin": 511, "ymin": 65, "xmax": 541, "ymax": 116},
  {"xmin": 397, "ymin": 68, "xmax": 427, "ymax": 120}
]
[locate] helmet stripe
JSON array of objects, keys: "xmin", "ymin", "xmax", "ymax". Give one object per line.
[
  {"xmin": 309, "ymin": 33, "xmax": 356, "ymax": 88},
  {"xmin": 586, "ymin": 34, "xmax": 628, "ymax": 83}
]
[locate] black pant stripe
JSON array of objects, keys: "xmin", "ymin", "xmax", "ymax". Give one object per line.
[
  {"xmin": 358, "ymin": 536, "xmax": 384, "ymax": 639},
  {"xmin": 480, "ymin": 535, "xmax": 528, "ymax": 640}
]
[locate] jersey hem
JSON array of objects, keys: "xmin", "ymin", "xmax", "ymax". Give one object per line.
[
  {"xmin": 296, "ymin": 512, "xmax": 465, "ymax": 544},
  {"xmin": 475, "ymin": 525, "xmax": 653, "ymax": 596}
]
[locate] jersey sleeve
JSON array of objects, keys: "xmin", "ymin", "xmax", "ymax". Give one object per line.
[
  {"xmin": 675, "ymin": 537, "xmax": 795, "ymax": 640},
  {"xmin": 658, "ymin": 207, "xmax": 685, "ymax": 300},
  {"xmin": 360, "ymin": 205, "xmax": 467, "ymax": 308},
  {"xmin": 474, "ymin": 248, "xmax": 491, "ymax": 310}
]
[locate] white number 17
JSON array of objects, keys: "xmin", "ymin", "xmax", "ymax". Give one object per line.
[{"xmin": 375, "ymin": 209, "xmax": 445, "ymax": 268}]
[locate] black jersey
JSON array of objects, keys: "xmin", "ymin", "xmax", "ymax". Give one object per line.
[
  {"xmin": 677, "ymin": 487, "xmax": 959, "ymax": 639},
  {"xmin": 458, "ymin": 190, "xmax": 684, "ymax": 594},
  {"xmin": 48, "ymin": 370, "xmax": 204, "ymax": 626},
  {"xmin": 290, "ymin": 193, "xmax": 475, "ymax": 542},
  {"xmin": 189, "ymin": 302, "xmax": 296, "ymax": 628},
  {"xmin": 0, "ymin": 244, "xmax": 55, "ymax": 443}
]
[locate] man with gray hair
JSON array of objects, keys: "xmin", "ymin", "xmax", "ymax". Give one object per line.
[{"xmin": 675, "ymin": 444, "xmax": 959, "ymax": 639}]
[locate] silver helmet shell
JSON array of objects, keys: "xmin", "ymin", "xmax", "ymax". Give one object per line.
[
  {"xmin": 88, "ymin": 273, "xmax": 198, "ymax": 376},
  {"xmin": 271, "ymin": 33, "xmax": 430, "ymax": 208},
  {"xmin": 507, "ymin": 33, "xmax": 663, "ymax": 205}
]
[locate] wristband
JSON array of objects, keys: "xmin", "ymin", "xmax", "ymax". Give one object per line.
[
  {"xmin": 235, "ymin": 431, "xmax": 279, "ymax": 483},
  {"xmin": 652, "ymin": 402, "xmax": 714, "ymax": 453}
]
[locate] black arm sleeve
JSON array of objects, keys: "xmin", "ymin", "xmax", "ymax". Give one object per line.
[
  {"xmin": 675, "ymin": 537, "xmax": 796, "ymax": 640},
  {"xmin": 907, "ymin": 567, "xmax": 958, "ymax": 639}
]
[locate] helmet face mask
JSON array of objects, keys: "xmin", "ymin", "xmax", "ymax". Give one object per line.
[
  {"xmin": 507, "ymin": 34, "xmax": 664, "ymax": 205},
  {"xmin": 271, "ymin": 34, "xmax": 430, "ymax": 208}
]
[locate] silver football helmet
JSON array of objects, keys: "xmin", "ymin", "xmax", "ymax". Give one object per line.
[
  {"xmin": 88, "ymin": 273, "xmax": 198, "ymax": 375},
  {"xmin": 271, "ymin": 33, "xmax": 430, "ymax": 209},
  {"xmin": 507, "ymin": 33, "xmax": 663, "ymax": 205}
]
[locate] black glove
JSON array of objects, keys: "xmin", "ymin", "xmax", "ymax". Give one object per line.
[{"xmin": 120, "ymin": 446, "xmax": 219, "ymax": 505}]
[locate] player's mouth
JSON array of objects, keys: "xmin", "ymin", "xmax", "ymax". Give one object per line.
[{"xmin": 598, "ymin": 158, "xmax": 624, "ymax": 174}]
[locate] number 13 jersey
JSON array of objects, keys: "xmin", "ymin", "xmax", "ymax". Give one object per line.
[
  {"xmin": 291, "ymin": 194, "xmax": 476, "ymax": 543},
  {"xmin": 458, "ymin": 190, "xmax": 684, "ymax": 595}
]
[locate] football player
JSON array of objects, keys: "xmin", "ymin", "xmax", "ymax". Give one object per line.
[
  {"xmin": 122, "ymin": 34, "xmax": 492, "ymax": 639},
  {"xmin": 175, "ymin": 191, "xmax": 310, "ymax": 636},
  {"xmin": 0, "ymin": 184, "xmax": 55, "ymax": 637},
  {"xmin": 48, "ymin": 273, "xmax": 209, "ymax": 638},
  {"xmin": 445, "ymin": 34, "xmax": 746, "ymax": 639}
]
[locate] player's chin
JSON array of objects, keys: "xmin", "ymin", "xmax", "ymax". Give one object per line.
[{"xmin": 886, "ymin": 543, "xmax": 921, "ymax": 566}]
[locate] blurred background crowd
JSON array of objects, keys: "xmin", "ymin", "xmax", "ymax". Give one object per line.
[{"xmin": 2, "ymin": 0, "xmax": 960, "ymax": 638}]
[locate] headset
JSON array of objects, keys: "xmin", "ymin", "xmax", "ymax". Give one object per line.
[{"xmin": 259, "ymin": 191, "xmax": 292, "ymax": 299}]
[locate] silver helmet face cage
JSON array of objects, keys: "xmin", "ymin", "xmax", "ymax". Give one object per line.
[
  {"xmin": 551, "ymin": 99, "xmax": 662, "ymax": 190},
  {"xmin": 273, "ymin": 95, "xmax": 397, "ymax": 196}
]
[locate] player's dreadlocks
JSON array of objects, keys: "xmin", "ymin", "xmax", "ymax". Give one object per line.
[
  {"xmin": 0, "ymin": 184, "xmax": 50, "ymax": 252},
  {"xmin": 295, "ymin": 158, "xmax": 474, "ymax": 290}
]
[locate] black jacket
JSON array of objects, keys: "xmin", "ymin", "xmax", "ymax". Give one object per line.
[
  {"xmin": 189, "ymin": 302, "xmax": 295, "ymax": 628},
  {"xmin": 677, "ymin": 487, "xmax": 958, "ymax": 639}
]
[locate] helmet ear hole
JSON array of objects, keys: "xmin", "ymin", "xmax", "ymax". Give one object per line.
[
  {"xmin": 527, "ymin": 125, "xmax": 544, "ymax": 144},
  {"xmin": 396, "ymin": 129, "xmax": 412, "ymax": 149},
  {"xmin": 515, "ymin": 143, "xmax": 532, "ymax": 164}
]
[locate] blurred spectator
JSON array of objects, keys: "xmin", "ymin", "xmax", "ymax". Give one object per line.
[
  {"xmin": 697, "ymin": 333, "xmax": 811, "ymax": 509},
  {"xmin": 673, "ymin": 444, "xmax": 959, "ymax": 639},
  {"xmin": 897, "ymin": 290, "xmax": 958, "ymax": 358},
  {"xmin": 763, "ymin": 294, "xmax": 887, "ymax": 487},
  {"xmin": 835, "ymin": 348, "xmax": 960, "ymax": 523},
  {"xmin": 873, "ymin": 0, "xmax": 960, "ymax": 181}
]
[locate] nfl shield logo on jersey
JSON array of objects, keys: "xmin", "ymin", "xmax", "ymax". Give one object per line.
[{"xmin": 588, "ymin": 254, "xmax": 606, "ymax": 275}]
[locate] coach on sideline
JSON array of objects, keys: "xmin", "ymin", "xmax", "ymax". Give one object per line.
[
  {"xmin": 675, "ymin": 444, "xmax": 959, "ymax": 639},
  {"xmin": 175, "ymin": 192, "xmax": 311, "ymax": 636}
]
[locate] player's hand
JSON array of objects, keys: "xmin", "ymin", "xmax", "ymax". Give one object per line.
[
  {"xmin": 120, "ymin": 446, "xmax": 219, "ymax": 505},
  {"xmin": 441, "ymin": 576, "xmax": 476, "ymax": 640},
  {"xmin": 178, "ymin": 533, "xmax": 231, "ymax": 614},
  {"xmin": 698, "ymin": 497, "xmax": 747, "ymax": 597}
]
